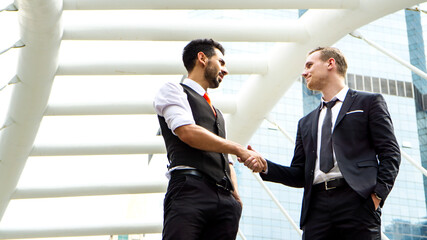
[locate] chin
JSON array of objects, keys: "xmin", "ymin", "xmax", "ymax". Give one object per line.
[
  {"xmin": 307, "ymin": 82, "xmax": 318, "ymax": 91},
  {"xmin": 210, "ymin": 81, "xmax": 220, "ymax": 89},
  {"xmin": 214, "ymin": 78, "xmax": 221, "ymax": 87}
]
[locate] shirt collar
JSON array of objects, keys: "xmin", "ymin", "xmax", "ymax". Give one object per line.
[
  {"xmin": 319, "ymin": 86, "xmax": 349, "ymax": 109},
  {"xmin": 182, "ymin": 78, "xmax": 206, "ymax": 96}
]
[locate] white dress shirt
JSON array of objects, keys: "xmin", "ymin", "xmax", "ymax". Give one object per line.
[
  {"xmin": 154, "ymin": 78, "xmax": 205, "ymax": 134},
  {"xmin": 313, "ymin": 87, "xmax": 349, "ymax": 184}
]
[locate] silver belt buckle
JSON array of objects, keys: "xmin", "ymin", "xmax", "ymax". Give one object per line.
[{"xmin": 325, "ymin": 179, "xmax": 336, "ymax": 190}]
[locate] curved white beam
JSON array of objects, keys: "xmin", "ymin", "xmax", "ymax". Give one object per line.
[
  {"xmin": 44, "ymin": 97, "xmax": 237, "ymax": 116},
  {"xmin": 12, "ymin": 181, "xmax": 167, "ymax": 199},
  {"xmin": 57, "ymin": 56, "xmax": 268, "ymax": 75},
  {"xmin": 0, "ymin": 221, "xmax": 162, "ymax": 239},
  {"xmin": 64, "ymin": 0, "xmax": 359, "ymax": 10},
  {"xmin": 63, "ymin": 18, "xmax": 308, "ymax": 42},
  {"xmin": 30, "ymin": 137, "xmax": 166, "ymax": 156},
  {"xmin": 226, "ymin": 0, "xmax": 425, "ymax": 144},
  {"xmin": 0, "ymin": 0, "xmax": 62, "ymax": 220}
]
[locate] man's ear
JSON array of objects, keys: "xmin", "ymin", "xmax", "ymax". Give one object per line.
[
  {"xmin": 197, "ymin": 52, "xmax": 208, "ymax": 67},
  {"xmin": 327, "ymin": 58, "xmax": 336, "ymax": 70}
]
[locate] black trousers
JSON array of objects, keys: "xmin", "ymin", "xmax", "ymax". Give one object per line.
[
  {"xmin": 303, "ymin": 184, "xmax": 381, "ymax": 240},
  {"xmin": 162, "ymin": 174, "xmax": 242, "ymax": 240}
]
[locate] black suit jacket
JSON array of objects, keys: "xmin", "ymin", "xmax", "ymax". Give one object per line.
[{"xmin": 261, "ymin": 89, "xmax": 401, "ymax": 228}]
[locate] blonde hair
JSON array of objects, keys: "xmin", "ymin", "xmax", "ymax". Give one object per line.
[{"xmin": 309, "ymin": 47, "xmax": 348, "ymax": 77}]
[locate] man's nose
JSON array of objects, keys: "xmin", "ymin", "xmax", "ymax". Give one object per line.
[
  {"xmin": 221, "ymin": 67, "xmax": 229, "ymax": 76},
  {"xmin": 301, "ymin": 70, "xmax": 308, "ymax": 78}
]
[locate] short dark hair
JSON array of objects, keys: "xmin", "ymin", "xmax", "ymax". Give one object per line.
[
  {"xmin": 309, "ymin": 47, "xmax": 348, "ymax": 77},
  {"xmin": 182, "ymin": 39, "xmax": 225, "ymax": 72}
]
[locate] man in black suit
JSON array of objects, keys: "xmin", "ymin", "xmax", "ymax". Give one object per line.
[{"xmin": 244, "ymin": 47, "xmax": 400, "ymax": 239}]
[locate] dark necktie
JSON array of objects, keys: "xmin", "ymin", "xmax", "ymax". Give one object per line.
[{"xmin": 320, "ymin": 100, "xmax": 338, "ymax": 173}]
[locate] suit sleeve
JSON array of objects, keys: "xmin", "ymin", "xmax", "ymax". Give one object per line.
[
  {"xmin": 369, "ymin": 94, "xmax": 401, "ymax": 204},
  {"xmin": 260, "ymin": 119, "xmax": 306, "ymax": 188}
]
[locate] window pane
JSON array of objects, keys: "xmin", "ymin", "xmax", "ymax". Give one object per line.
[
  {"xmin": 356, "ymin": 74, "xmax": 364, "ymax": 90},
  {"xmin": 389, "ymin": 79, "xmax": 397, "ymax": 95},
  {"xmin": 347, "ymin": 74, "xmax": 355, "ymax": 89},
  {"xmin": 405, "ymin": 82, "xmax": 413, "ymax": 98},
  {"xmin": 372, "ymin": 77, "xmax": 380, "ymax": 93},
  {"xmin": 423, "ymin": 94, "xmax": 427, "ymax": 110},
  {"xmin": 364, "ymin": 76, "xmax": 372, "ymax": 92},
  {"xmin": 397, "ymin": 81, "xmax": 405, "ymax": 97},
  {"xmin": 381, "ymin": 78, "xmax": 389, "ymax": 94}
]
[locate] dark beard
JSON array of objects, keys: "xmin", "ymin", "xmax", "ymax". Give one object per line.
[{"xmin": 204, "ymin": 62, "xmax": 220, "ymax": 89}]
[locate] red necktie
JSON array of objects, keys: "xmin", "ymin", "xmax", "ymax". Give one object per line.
[{"xmin": 203, "ymin": 93, "xmax": 216, "ymax": 116}]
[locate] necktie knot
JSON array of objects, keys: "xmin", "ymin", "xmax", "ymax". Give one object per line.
[
  {"xmin": 203, "ymin": 93, "xmax": 211, "ymax": 105},
  {"xmin": 324, "ymin": 99, "xmax": 338, "ymax": 109}
]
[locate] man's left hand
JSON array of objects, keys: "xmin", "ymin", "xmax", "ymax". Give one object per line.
[
  {"xmin": 233, "ymin": 192, "xmax": 243, "ymax": 207},
  {"xmin": 371, "ymin": 193, "xmax": 380, "ymax": 210}
]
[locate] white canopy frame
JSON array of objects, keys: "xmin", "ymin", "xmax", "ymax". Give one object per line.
[{"xmin": 0, "ymin": 0, "xmax": 424, "ymax": 238}]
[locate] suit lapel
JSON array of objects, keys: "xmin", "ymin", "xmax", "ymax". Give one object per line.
[
  {"xmin": 311, "ymin": 104, "xmax": 321, "ymax": 147},
  {"xmin": 307, "ymin": 106, "xmax": 321, "ymax": 174},
  {"xmin": 334, "ymin": 89, "xmax": 357, "ymax": 129}
]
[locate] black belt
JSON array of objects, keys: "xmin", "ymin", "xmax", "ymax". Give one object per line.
[
  {"xmin": 313, "ymin": 178, "xmax": 347, "ymax": 191},
  {"xmin": 171, "ymin": 169, "xmax": 232, "ymax": 192}
]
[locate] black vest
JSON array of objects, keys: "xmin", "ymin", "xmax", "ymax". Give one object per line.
[{"xmin": 158, "ymin": 84, "xmax": 232, "ymax": 186}]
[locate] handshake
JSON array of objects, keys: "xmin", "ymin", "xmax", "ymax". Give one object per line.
[{"xmin": 237, "ymin": 145, "xmax": 267, "ymax": 173}]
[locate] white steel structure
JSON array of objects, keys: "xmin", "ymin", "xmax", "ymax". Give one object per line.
[{"xmin": 0, "ymin": 0, "xmax": 425, "ymax": 238}]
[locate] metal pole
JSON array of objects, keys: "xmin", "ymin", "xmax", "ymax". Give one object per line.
[
  {"xmin": 350, "ymin": 31, "xmax": 427, "ymax": 81},
  {"xmin": 252, "ymin": 172, "xmax": 303, "ymax": 236}
]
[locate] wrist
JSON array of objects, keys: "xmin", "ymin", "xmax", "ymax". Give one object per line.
[
  {"xmin": 232, "ymin": 143, "xmax": 245, "ymax": 158},
  {"xmin": 373, "ymin": 192, "xmax": 382, "ymax": 201},
  {"xmin": 262, "ymin": 162, "xmax": 267, "ymax": 173}
]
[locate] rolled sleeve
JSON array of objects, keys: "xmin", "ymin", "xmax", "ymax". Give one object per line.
[{"xmin": 153, "ymin": 82, "xmax": 195, "ymax": 134}]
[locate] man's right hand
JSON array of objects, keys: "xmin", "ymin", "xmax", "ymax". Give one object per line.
[{"xmin": 238, "ymin": 145, "xmax": 266, "ymax": 173}]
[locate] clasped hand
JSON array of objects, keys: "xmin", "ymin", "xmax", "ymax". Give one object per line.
[{"xmin": 237, "ymin": 145, "xmax": 267, "ymax": 173}]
